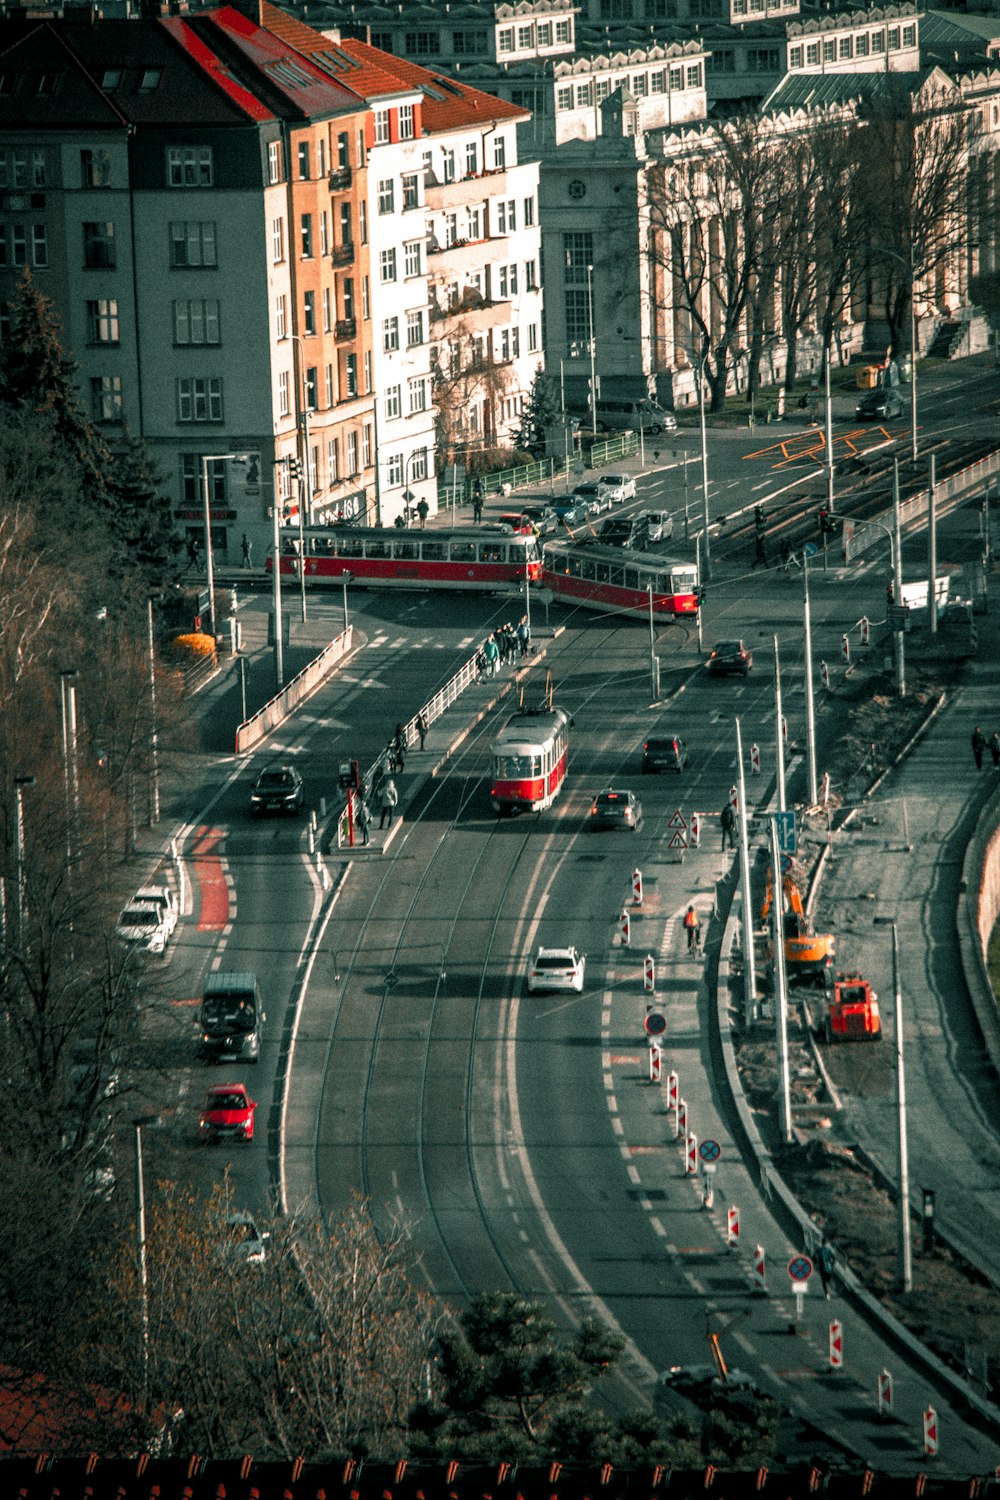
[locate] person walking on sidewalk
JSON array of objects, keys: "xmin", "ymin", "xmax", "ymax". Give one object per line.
[
  {"xmin": 720, "ymin": 802, "xmax": 737, "ymax": 851},
  {"xmin": 241, "ymin": 533, "xmax": 253, "ymax": 568},
  {"xmin": 355, "ymin": 797, "xmax": 370, "ymax": 847},
  {"xmin": 517, "ymin": 616, "xmax": 530, "ymax": 657},
  {"xmin": 751, "ymin": 532, "xmax": 769, "ymax": 570},
  {"xmin": 416, "ymin": 497, "xmax": 429, "ymax": 529},
  {"xmin": 393, "ymin": 721, "xmax": 408, "ymax": 773},
  {"xmin": 684, "ymin": 904, "xmax": 701, "ymax": 953},
  {"xmin": 416, "ymin": 711, "xmax": 428, "ymax": 751},
  {"xmin": 473, "ymin": 479, "xmax": 484, "ymax": 524},
  {"xmin": 817, "ymin": 1238, "xmax": 836, "ymax": 1299},
  {"xmin": 379, "ymin": 776, "xmax": 398, "ymax": 830},
  {"xmin": 972, "ymin": 724, "xmax": 986, "ymax": 771},
  {"xmin": 990, "ymin": 730, "xmax": 1000, "ymax": 769},
  {"xmin": 484, "ymin": 634, "xmax": 500, "ymax": 676}
]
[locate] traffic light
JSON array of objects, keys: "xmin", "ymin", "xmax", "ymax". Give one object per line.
[
  {"xmin": 286, "ymin": 456, "xmax": 302, "ymax": 481},
  {"xmin": 587, "ymin": 375, "xmax": 601, "ymax": 399},
  {"xmin": 818, "ymin": 507, "xmax": 836, "ymax": 535},
  {"xmin": 754, "ymin": 505, "xmax": 765, "ymax": 533}
]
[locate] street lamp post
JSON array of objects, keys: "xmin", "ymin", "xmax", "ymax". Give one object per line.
[
  {"xmin": 146, "ymin": 600, "xmax": 159, "ymax": 825},
  {"xmin": 803, "ymin": 560, "xmax": 818, "ymax": 807},
  {"xmin": 772, "ymin": 635, "xmax": 786, "ymax": 814},
  {"xmin": 59, "ymin": 668, "xmax": 80, "ymax": 876},
  {"xmin": 734, "ymin": 717, "xmax": 757, "ymax": 1027},
  {"xmin": 14, "ymin": 774, "xmax": 35, "ymax": 943},
  {"xmin": 271, "ymin": 471, "xmax": 285, "ymax": 690},
  {"xmin": 586, "ymin": 263, "xmax": 597, "ymax": 435},
  {"xmin": 289, "ymin": 334, "xmax": 313, "ymax": 623},
  {"xmin": 697, "ymin": 351, "xmax": 712, "ymax": 582},
  {"xmin": 201, "ymin": 452, "xmax": 250, "ymax": 639},
  {"xmin": 874, "ymin": 245, "xmax": 919, "ymax": 463},
  {"xmin": 874, "ymin": 916, "xmax": 913, "ymax": 1291}
]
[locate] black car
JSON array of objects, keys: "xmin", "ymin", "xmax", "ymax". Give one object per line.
[
  {"xmin": 589, "ymin": 788, "xmax": 643, "ymax": 831},
  {"xmin": 597, "ymin": 518, "xmax": 644, "ymax": 550},
  {"xmin": 250, "ymin": 765, "xmax": 304, "ymax": 816},
  {"xmin": 707, "ymin": 639, "xmax": 753, "ymax": 676},
  {"xmin": 856, "ymin": 386, "xmax": 904, "ymax": 421},
  {"xmin": 641, "ymin": 735, "xmax": 688, "ymax": 773}
]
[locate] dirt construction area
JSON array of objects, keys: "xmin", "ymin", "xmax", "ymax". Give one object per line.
[{"xmin": 733, "ymin": 656, "xmax": 1000, "ymax": 1396}]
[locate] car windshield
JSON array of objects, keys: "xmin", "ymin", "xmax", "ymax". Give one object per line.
[
  {"xmin": 715, "ymin": 641, "xmax": 742, "ymax": 655},
  {"xmin": 121, "ymin": 906, "xmax": 158, "ymax": 928},
  {"xmin": 208, "ymin": 1092, "xmax": 247, "ymax": 1111},
  {"xmin": 536, "ymin": 954, "xmax": 574, "ymax": 969},
  {"xmin": 601, "ymin": 476, "xmax": 625, "ymax": 486},
  {"xmin": 576, "ymin": 487, "xmax": 598, "ymax": 498},
  {"xmin": 203, "ymin": 994, "xmax": 257, "ymax": 1033},
  {"xmin": 258, "ymin": 770, "xmax": 292, "ymax": 788}
]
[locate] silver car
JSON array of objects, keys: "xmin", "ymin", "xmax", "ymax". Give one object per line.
[{"xmin": 638, "ymin": 510, "xmax": 673, "ymax": 544}]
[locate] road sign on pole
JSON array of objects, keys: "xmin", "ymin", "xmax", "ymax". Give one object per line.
[
  {"xmin": 775, "ymin": 809, "xmax": 797, "ymax": 855},
  {"xmin": 787, "ymin": 1253, "xmax": 813, "ymax": 1284},
  {"xmin": 644, "ymin": 1009, "xmax": 666, "ymax": 1038},
  {"xmin": 699, "ymin": 1139, "xmax": 722, "ymax": 1164}
]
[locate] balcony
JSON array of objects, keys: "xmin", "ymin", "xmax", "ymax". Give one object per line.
[
  {"xmin": 424, "ymin": 169, "xmax": 506, "ymax": 210},
  {"xmin": 332, "ymin": 242, "xmax": 355, "ymax": 268},
  {"xmin": 335, "ymin": 317, "xmax": 357, "ymax": 340},
  {"xmin": 329, "ymin": 165, "xmax": 352, "ymax": 191},
  {"xmin": 426, "ymin": 235, "xmax": 502, "ymax": 270},
  {"xmin": 429, "ymin": 295, "xmax": 511, "ymax": 336}
]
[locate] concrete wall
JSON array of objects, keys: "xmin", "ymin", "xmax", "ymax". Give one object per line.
[
  {"xmin": 235, "ymin": 626, "xmax": 353, "ymax": 753},
  {"xmin": 960, "ymin": 782, "xmax": 1000, "ymax": 1077}
]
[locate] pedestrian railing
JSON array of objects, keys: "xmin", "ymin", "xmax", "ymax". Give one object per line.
[
  {"xmin": 438, "ymin": 456, "xmax": 575, "ymax": 506},
  {"xmin": 582, "ymin": 433, "xmax": 640, "ymax": 467}
]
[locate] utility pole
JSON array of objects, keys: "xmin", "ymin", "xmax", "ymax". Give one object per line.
[
  {"xmin": 803, "ymin": 561, "xmax": 818, "ymax": 807},
  {"xmin": 735, "ymin": 717, "xmax": 757, "ymax": 1027},
  {"xmin": 773, "ymin": 636, "xmax": 786, "ymax": 813}
]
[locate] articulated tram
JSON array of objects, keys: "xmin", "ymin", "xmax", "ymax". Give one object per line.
[
  {"xmin": 542, "ymin": 541, "xmax": 700, "ymax": 620},
  {"xmin": 490, "ymin": 707, "xmax": 571, "ymax": 814},
  {"xmin": 269, "ymin": 526, "xmax": 541, "ymax": 591}
]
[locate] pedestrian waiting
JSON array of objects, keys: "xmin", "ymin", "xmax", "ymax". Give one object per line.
[
  {"xmin": 972, "ymin": 724, "xmax": 986, "ymax": 771},
  {"xmin": 379, "ymin": 776, "xmax": 399, "ymax": 829},
  {"xmin": 720, "ymin": 802, "xmax": 737, "ymax": 851},
  {"xmin": 990, "ymin": 730, "xmax": 1000, "ymax": 769},
  {"xmin": 416, "ymin": 711, "xmax": 428, "ymax": 751}
]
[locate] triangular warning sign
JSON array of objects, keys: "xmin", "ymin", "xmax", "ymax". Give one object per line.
[
  {"xmin": 667, "ymin": 808, "xmax": 688, "ymax": 830},
  {"xmin": 668, "ymin": 828, "xmax": 688, "ymax": 849}
]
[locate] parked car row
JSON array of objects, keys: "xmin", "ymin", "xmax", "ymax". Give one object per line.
[{"xmin": 116, "ymin": 882, "xmax": 179, "ymax": 955}]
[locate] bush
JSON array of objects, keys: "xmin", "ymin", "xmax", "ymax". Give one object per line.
[{"xmin": 172, "ymin": 632, "xmax": 216, "ymax": 658}]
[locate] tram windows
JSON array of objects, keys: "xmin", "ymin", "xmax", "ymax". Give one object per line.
[
  {"xmin": 422, "ymin": 540, "xmax": 447, "ymax": 560},
  {"xmin": 449, "ymin": 541, "xmax": 477, "ymax": 563},
  {"xmin": 608, "ymin": 565, "xmax": 625, "ymax": 587},
  {"xmin": 495, "ymin": 753, "xmax": 533, "ymax": 777},
  {"xmin": 366, "ymin": 539, "xmax": 390, "ymax": 559},
  {"xmin": 338, "ymin": 536, "xmax": 364, "ymax": 557},
  {"xmin": 393, "ymin": 540, "xmax": 420, "ymax": 560},
  {"xmin": 479, "ymin": 543, "xmax": 505, "ymax": 563},
  {"xmin": 593, "ymin": 562, "xmax": 611, "ymax": 583},
  {"xmin": 624, "ymin": 568, "xmax": 640, "ymax": 590}
]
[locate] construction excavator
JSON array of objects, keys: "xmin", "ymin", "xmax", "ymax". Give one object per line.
[{"xmin": 761, "ymin": 868, "xmax": 835, "ymax": 986}]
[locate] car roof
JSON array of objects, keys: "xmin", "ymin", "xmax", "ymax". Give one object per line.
[
  {"xmin": 535, "ymin": 946, "xmax": 578, "ymax": 959},
  {"xmin": 205, "ymin": 1082, "xmax": 250, "ymax": 1100}
]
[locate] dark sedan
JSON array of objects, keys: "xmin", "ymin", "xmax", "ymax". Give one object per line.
[
  {"xmin": 250, "ymin": 765, "xmax": 304, "ymax": 816},
  {"xmin": 707, "ymin": 640, "xmax": 753, "ymax": 676},
  {"xmin": 589, "ymin": 788, "xmax": 643, "ymax": 831}
]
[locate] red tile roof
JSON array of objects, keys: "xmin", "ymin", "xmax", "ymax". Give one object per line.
[
  {"xmin": 338, "ymin": 36, "xmax": 531, "ymax": 130},
  {"xmin": 160, "ymin": 15, "xmax": 275, "ymax": 120},
  {"xmin": 197, "ymin": 5, "xmax": 365, "ymax": 117}
]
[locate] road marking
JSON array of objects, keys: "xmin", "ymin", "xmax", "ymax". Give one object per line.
[{"xmin": 192, "ymin": 826, "xmax": 228, "ymax": 930}]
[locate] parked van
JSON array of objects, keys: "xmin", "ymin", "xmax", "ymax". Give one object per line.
[
  {"xmin": 199, "ymin": 971, "xmax": 265, "ymax": 1063},
  {"xmin": 594, "ymin": 398, "xmax": 677, "ymax": 435}
]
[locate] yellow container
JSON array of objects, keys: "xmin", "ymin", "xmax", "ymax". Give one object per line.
[{"xmin": 855, "ymin": 365, "xmax": 880, "ymax": 390}]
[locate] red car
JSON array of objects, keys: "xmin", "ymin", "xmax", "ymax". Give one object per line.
[{"xmin": 199, "ymin": 1083, "xmax": 257, "ymax": 1143}]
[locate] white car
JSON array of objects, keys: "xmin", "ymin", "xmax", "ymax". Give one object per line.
[
  {"xmin": 225, "ymin": 1211, "xmax": 268, "ymax": 1264},
  {"xmin": 117, "ymin": 901, "xmax": 172, "ymax": 955},
  {"xmin": 527, "ymin": 946, "xmax": 586, "ymax": 994},
  {"xmin": 134, "ymin": 885, "xmax": 178, "ymax": 937},
  {"xmin": 638, "ymin": 509, "xmax": 674, "ymax": 543},
  {"xmin": 599, "ymin": 474, "xmax": 637, "ymax": 504}
]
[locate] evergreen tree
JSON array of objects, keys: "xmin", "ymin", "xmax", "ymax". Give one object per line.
[
  {"xmin": 106, "ymin": 428, "xmax": 183, "ymax": 592},
  {"xmin": 515, "ymin": 371, "xmax": 562, "ymax": 456}
]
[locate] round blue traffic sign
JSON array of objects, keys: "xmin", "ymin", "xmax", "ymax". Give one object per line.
[
  {"xmin": 699, "ymin": 1138, "xmax": 721, "ymax": 1163},
  {"xmin": 787, "ymin": 1254, "xmax": 813, "ymax": 1282},
  {"xmin": 780, "ymin": 854, "xmax": 793, "ymax": 873},
  {"xmin": 645, "ymin": 1011, "xmax": 667, "ymax": 1036}
]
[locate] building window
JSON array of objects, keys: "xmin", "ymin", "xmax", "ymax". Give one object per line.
[
  {"xmin": 320, "ymin": 211, "xmax": 329, "ymax": 256},
  {"xmin": 170, "ymin": 220, "xmax": 216, "ymax": 267},
  {"xmin": 364, "ymin": 350, "xmax": 372, "ymax": 391},
  {"xmin": 408, "ymin": 376, "xmax": 427, "ymax": 413},
  {"xmin": 80, "ymin": 148, "xmax": 111, "ymax": 188},
  {"xmin": 327, "ymin": 436, "xmax": 339, "ymax": 480},
  {"xmin": 632, "ymin": 73, "xmax": 649, "ymax": 96},
  {"xmin": 338, "ymin": 131, "xmax": 349, "ymax": 169},
  {"xmin": 305, "ymin": 367, "xmax": 318, "ymax": 408},
  {"xmin": 556, "ymin": 19, "xmax": 571, "ymax": 40},
  {"xmin": 398, "ymin": 103, "xmax": 416, "ymax": 138},
  {"xmin": 362, "ymin": 276, "xmax": 371, "ymax": 320},
  {"xmin": 362, "ymin": 425, "xmax": 372, "ymax": 468},
  {"xmin": 823, "ymin": 40, "xmax": 836, "ymax": 60},
  {"xmin": 343, "ymin": 279, "xmax": 355, "ymax": 320},
  {"xmin": 467, "ymin": 207, "xmax": 481, "ymax": 240},
  {"xmin": 268, "ymin": 141, "xmax": 282, "ymax": 184},
  {"xmin": 806, "ymin": 41, "xmax": 820, "ymax": 63},
  {"xmin": 278, "ymin": 369, "xmax": 290, "ymax": 416},
  {"xmin": 528, "ymin": 323, "xmax": 538, "ymax": 352},
  {"xmin": 340, "ymin": 203, "xmax": 353, "ymax": 245},
  {"xmin": 498, "ymin": 27, "xmax": 515, "ymax": 53},
  {"xmin": 360, "ymin": 202, "xmax": 368, "ymax": 243},
  {"xmin": 575, "ymin": 83, "xmax": 591, "ymax": 108},
  {"xmin": 565, "ymin": 288, "xmax": 591, "ymax": 350},
  {"xmin": 325, "ymin": 363, "xmax": 334, "ymax": 406},
  {"xmin": 500, "ymin": 327, "xmax": 520, "ymax": 361},
  {"xmin": 272, "ymin": 217, "xmax": 284, "ymax": 263},
  {"xmin": 30, "ymin": 225, "xmax": 47, "ymax": 267},
  {"xmin": 173, "ymin": 298, "xmax": 220, "ymax": 345},
  {"xmin": 176, "ymin": 376, "xmax": 223, "ymax": 423},
  {"xmin": 380, "ymin": 247, "xmax": 397, "ymax": 282},
  {"xmin": 317, "ymin": 138, "xmax": 326, "ymax": 177},
  {"xmin": 788, "ymin": 44, "xmax": 803, "ymax": 65},
  {"xmin": 411, "ymin": 448, "xmax": 428, "ymax": 481},
  {"xmin": 345, "ymin": 353, "xmax": 359, "ymax": 396},
  {"xmin": 525, "ymin": 259, "xmax": 537, "ymax": 289},
  {"xmin": 402, "ymin": 172, "xmax": 420, "ymax": 210},
  {"xmin": 86, "ymin": 299, "xmax": 119, "ymax": 344},
  {"xmin": 839, "ymin": 35, "xmax": 853, "ymax": 58},
  {"xmin": 404, "ymin": 241, "xmax": 422, "ymax": 278},
  {"xmin": 453, "ymin": 30, "xmax": 488, "ymax": 55},
  {"xmin": 387, "ymin": 452, "xmax": 404, "ymax": 486},
  {"xmin": 466, "ymin": 141, "xmax": 478, "ymax": 176},
  {"xmin": 91, "ymin": 375, "xmax": 122, "ymax": 422},
  {"xmin": 686, "ymin": 63, "xmax": 702, "ymax": 86},
  {"xmin": 871, "ymin": 31, "xmax": 885, "ymax": 52},
  {"xmin": 83, "ymin": 221, "xmax": 116, "ymax": 268},
  {"xmin": 383, "ymin": 316, "xmax": 399, "ymax": 352},
  {"xmin": 537, "ymin": 21, "xmax": 553, "ymax": 44},
  {"xmin": 747, "ymin": 48, "xmax": 779, "ymax": 70},
  {"xmin": 442, "ymin": 149, "xmax": 456, "ymax": 184},
  {"xmin": 301, "ymin": 214, "xmax": 313, "ymax": 258},
  {"xmin": 493, "ymin": 136, "xmax": 506, "ymax": 170},
  {"xmin": 563, "ymin": 231, "xmax": 594, "ymax": 284},
  {"xmin": 374, "ymin": 109, "xmax": 391, "ymax": 145},
  {"xmin": 378, "ymin": 179, "xmax": 395, "ymax": 215},
  {"xmin": 406, "ymin": 309, "xmax": 424, "ymax": 348},
  {"xmin": 518, "ymin": 24, "xmax": 534, "ymax": 47},
  {"xmin": 499, "ymin": 264, "xmax": 518, "ymax": 297},
  {"xmin": 557, "ymin": 86, "xmax": 573, "ymax": 110},
  {"xmin": 855, "ymin": 32, "xmax": 869, "ymax": 55},
  {"xmin": 385, "ymin": 384, "xmax": 401, "ymax": 419},
  {"xmin": 902, "ymin": 24, "xmax": 915, "ymax": 45},
  {"xmin": 167, "ymin": 145, "xmax": 213, "ymax": 187},
  {"xmin": 347, "ymin": 430, "xmax": 359, "ymax": 473},
  {"xmin": 298, "ymin": 141, "xmax": 310, "ymax": 179},
  {"xmin": 669, "ymin": 65, "xmax": 684, "ymax": 87},
  {"xmin": 323, "ymin": 286, "xmax": 332, "ymax": 332},
  {"xmin": 888, "ymin": 25, "xmax": 900, "ymax": 47},
  {"xmin": 303, "ymin": 290, "xmax": 316, "ymax": 335},
  {"xmin": 650, "ymin": 68, "xmax": 666, "ymax": 92},
  {"xmin": 276, "ymin": 294, "xmax": 287, "ymax": 339}
]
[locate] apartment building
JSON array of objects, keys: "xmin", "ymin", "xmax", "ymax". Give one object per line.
[{"xmin": 0, "ymin": 8, "xmax": 375, "ymax": 559}]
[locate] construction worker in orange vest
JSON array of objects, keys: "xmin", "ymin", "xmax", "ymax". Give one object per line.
[{"xmin": 684, "ymin": 905, "xmax": 701, "ymax": 953}]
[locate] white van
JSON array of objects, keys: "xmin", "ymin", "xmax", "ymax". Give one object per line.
[{"xmin": 595, "ymin": 398, "xmax": 677, "ymax": 435}]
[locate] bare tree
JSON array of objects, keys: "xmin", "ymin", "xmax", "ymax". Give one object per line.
[
  {"xmin": 648, "ymin": 113, "xmax": 783, "ymax": 411},
  {"xmin": 850, "ymin": 73, "xmax": 978, "ymax": 351}
]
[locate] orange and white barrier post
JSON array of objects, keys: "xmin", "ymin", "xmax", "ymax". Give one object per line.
[
  {"xmin": 690, "ymin": 811, "xmax": 701, "ymax": 847},
  {"xmin": 685, "ymin": 1133, "xmax": 698, "ymax": 1175},
  {"xmin": 666, "ymin": 1070, "xmax": 678, "ymax": 1110},
  {"xmin": 631, "ymin": 867, "xmax": 643, "ymax": 905},
  {"xmin": 860, "ymin": 615, "xmax": 870, "ymax": 646},
  {"xmin": 822, "ymin": 770, "xmax": 830, "ymax": 805},
  {"xmin": 829, "ymin": 1320, "xmax": 844, "ymax": 1370},
  {"xmin": 643, "ymin": 953, "xmax": 655, "ymax": 992},
  {"xmin": 750, "ymin": 742, "xmax": 760, "ymax": 774},
  {"xmin": 648, "ymin": 1041, "xmax": 662, "ymax": 1083},
  {"xmin": 753, "ymin": 1244, "xmax": 766, "ymax": 1291},
  {"xmin": 922, "ymin": 1408, "xmax": 938, "ymax": 1458},
  {"xmin": 877, "ymin": 1369, "xmax": 893, "ymax": 1418},
  {"xmin": 821, "ymin": 659, "xmax": 830, "ymax": 689},
  {"xmin": 841, "ymin": 633, "xmax": 850, "ymax": 664},
  {"xmin": 618, "ymin": 909, "xmax": 631, "ymax": 946},
  {"xmin": 727, "ymin": 1206, "xmax": 740, "ymax": 1246}
]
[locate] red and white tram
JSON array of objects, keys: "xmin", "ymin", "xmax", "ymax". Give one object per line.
[
  {"xmin": 542, "ymin": 541, "xmax": 700, "ymax": 619},
  {"xmin": 490, "ymin": 707, "xmax": 571, "ymax": 814},
  {"xmin": 269, "ymin": 526, "xmax": 541, "ymax": 591}
]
